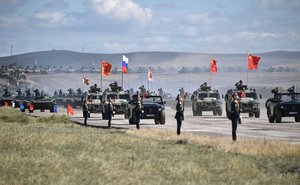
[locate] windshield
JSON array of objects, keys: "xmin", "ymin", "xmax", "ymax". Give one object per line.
[
  {"xmin": 119, "ymin": 94, "xmax": 130, "ymax": 100},
  {"xmin": 198, "ymin": 93, "xmax": 208, "ymax": 99},
  {"xmin": 143, "ymin": 97, "xmax": 163, "ymax": 104},
  {"xmin": 209, "ymin": 93, "xmax": 220, "ymax": 99},
  {"xmin": 245, "ymin": 92, "xmax": 257, "ymax": 99},
  {"xmin": 276, "ymin": 93, "xmax": 300, "ymax": 101},
  {"xmin": 87, "ymin": 95, "xmax": 102, "ymax": 101},
  {"xmin": 107, "ymin": 94, "xmax": 117, "ymax": 100}
]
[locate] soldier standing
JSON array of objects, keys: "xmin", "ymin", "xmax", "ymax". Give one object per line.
[
  {"xmin": 231, "ymin": 92, "xmax": 241, "ymax": 141},
  {"xmin": 175, "ymin": 95, "xmax": 184, "ymax": 135},
  {"xmin": 107, "ymin": 97, "xmax": 114, "ymax": 128},
  {"xmin": 82, "ymin": 100, "xmax": 89, "ymax": 126},
  {"xmin": 135, "ymin": 95, "xmax": 142, "ymax": 129}
]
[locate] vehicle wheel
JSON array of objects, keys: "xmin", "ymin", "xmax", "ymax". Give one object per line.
[
  {"xmin": 255, "ymin": 108, "xmax": 260, "ymax": 118},
  {"xmin": 124, "ymin": 113, "xmax": 129, "ymax": 119},
  {"xmin": 295, "ymin": 115, "xmax": 300, "ymax": 122},
  {"xmin": 192, "ymin": 109, "xmax": 197, "ymax": 116},
  {"xmin": 213, "ymin": 110, "xmax": 217, "ymax": 116},
  {"xmin": 160, "ymin": 110, "xmax": 166, "ymax": 125},
  {"xmin": 268, "ymin": 116, "xmax": 275, "ymax": 123},
  {"xmin": 154, "ymin": 119, "xmax": 160, "ymax": 124},
  {"xmin": 249, "ymin": 112, "xmax": 254, "ymax": 117},
  {"xmin": 275, "ymin": 109, "xmax": 282, "ymax": 123},
  {"xmin": 218, "ymin": 109, "xmax": 222, "ymax": 116}
]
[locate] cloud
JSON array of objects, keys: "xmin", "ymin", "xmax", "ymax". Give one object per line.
[
  {"xmin": 0, "ymin": 15, "xmax": 26, "ymax": 28},
  {"xmin": 142, "ymin": 36, "xmax": 169, "ymax": 45},
  {"xmin": 185, "ymin": 13, "xmax": 227, "ymax": 26},
  {"xmin": 44, "ymin": 0, "xmax": 69, "ymax": 9},
  {"xmin": 34, "ymin": 11, "xmax": 79, "ymax": 27},
  {"xmin": 253, "ymin": 0, "xmax": 300, "ymax": 9},
  {"xmin": 235, "ymin": 31, "xmax": 282, "ymax": 40},
  {"xmin": 182, "ymin": 26, "xmax": 198, "ymax": 37},
  {"xmin": 87, "ymin": 0, "xmax": 153, "ymax": 24}
]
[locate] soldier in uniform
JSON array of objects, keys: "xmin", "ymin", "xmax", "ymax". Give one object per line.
[
  {"xmin": 175, "ymin": 95, "xmax": 184, "ymax": 135},
  {"xmin": 134, "ymin": 95, "xmax": 142, "ymax": 129},
  {"xmin": 82, "ymin": 100, "xmax": 89, "ymax": 126},
  {"xmin": 231, "ymin": 92, "xmax": 240, "ymax": 141},
  {"xmin": 107, "ymin": 97, "xmax": 114, "ymax": 128}
]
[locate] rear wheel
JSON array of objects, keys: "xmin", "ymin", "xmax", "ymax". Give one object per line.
[
  {"xmin": 255, "ymin": 108, "xmax": 260, "ymax": 118},
  {"xmin": 192, "ymin": 109, "xmax": 197, "ymax": 116},
  {"xmin": 275, "ymin": 109, "xmax": 282, "ymax": 123},
  {"xmin": 213, "ymin": 110, "xmax": 217, "ymax": 116},
  {"xmin": 160, "ymin": 110, "xmax": 166, "ymax": 125},
  {"xmin": 218, "ymin": 109, "xmax": 222, "ymax": 116},
  {"xmin": 295, "ymin": 115, "xmax": 300, "ymax": 122},
  {"xmin": 268, "ymin": 116, "xmax": 275, "ymax": 123}
]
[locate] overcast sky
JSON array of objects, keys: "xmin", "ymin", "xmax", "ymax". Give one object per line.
[{"xmin": 0, "ymin": 0, "xmax": 300, "ymax": 56}]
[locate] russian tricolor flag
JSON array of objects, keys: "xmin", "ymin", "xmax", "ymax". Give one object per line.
[{"xmin": 122, "ymin": 55, "xmax": 128, "ymax": 73}]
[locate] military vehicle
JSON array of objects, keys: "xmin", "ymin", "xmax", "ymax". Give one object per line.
[
  {"xmin": 65, "ymin": 88, "xmax": 83, "ymax": 108},
  {"xmin": 102, "ymin": 82, "xmax": 130, "ymax": 119},
  {"xmin": 85, "ymin": 84, "xmax": 103, "ymax": 117},
  {"xmin": 265, "ymin": 86, "xmax": 300, "ymax": 123},
  {"xmin": 225, "ymin": 80, "xmax": 261, "ymax": 119},
  {"xmin": 0, "ymin": 88, "xmax": 14, "ymax": 106},
  {"xmin": 191, "ymin": 82, "xmax": 222, "ymax": 116},
  {"xmin": 127, "ymin": 94, "xmax": 166, "ymax": 125},
  {"xmin": 53, "ymin": 89, "xmax": 68, "ymax": 107},
  {"xmin": 13, "ymin": 88, "xmax": 25, "ymax": 109},
  {"xmin": 29, "ymin": 89, "xmax": 56, "ymax": 113}
]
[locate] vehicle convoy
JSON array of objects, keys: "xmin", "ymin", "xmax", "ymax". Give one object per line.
[
  {"xmin": 191, "ymin": 82, "xmax": 222, "ymax": 116},
  {"xmin": 13, "ymin": 89, "xmax": 24, "ymax": 109},
  {"xmin": 225, "ymin": 80, "xmax": 261, "ymax": 119},
  {"xmin": 29, "ymin": 89, "xmax": 56, "ymax": 113},
  {"xmin": 265, "ymin": 86, "xmax": 300, "ymax": 123},
  {"xmin": 66, "ymin": 88, "xmax": 83, "ymax": 108},
  {"xmin": 102, "ymin": 82, "xmax": 130, "ymax": 119},
  {"xmin": 127, "ymin": 94, "xmax": 166, "ymax": 125}
]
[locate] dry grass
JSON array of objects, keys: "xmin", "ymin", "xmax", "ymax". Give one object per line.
[
  {"xmin": 0, "ymin": 107, "xmax": 299, "ymax": 185},
  {"xmin": 127, "ymin": 129, "xmax": 300, "ymax": 157}
]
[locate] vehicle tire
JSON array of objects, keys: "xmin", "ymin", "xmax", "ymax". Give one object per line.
[
  {"xmin": 249, "ymin": 112, "xmax": 254, "ymax": 117},
  {"xmin": 295, "ymin": 115, "xmax": 300, "ymax": 122},
  {"xmin": 154, "ymin": 119, "xmax": 160, "ymax": 124},
  {"xmin": 160, "ymin": 110, "xmax": 166, "ymax": 125},
  {"xmin": 124, "ymin": 113, "xmax": 129, "ymax": 119},
  {"xmin": 275, "ymin": 109, "xmax": 282, "ymax": 123},
  {"xmin": 213, "ymin": 110, "xmax": 217, "ymax": 116},
  {"xmin": 218, "ymin": 109, "xmax": 222, "ymax": 116},
  {"xmin": 255, "ymin": 108, "xmax": 260, "ymax": 118},
  {"xmin": 268, "ymin": 116, "xmax": 275, "ymax": 123},
  {"xmin": 192, "ymin": 109, "xmax": 197, "ymax": 116}
]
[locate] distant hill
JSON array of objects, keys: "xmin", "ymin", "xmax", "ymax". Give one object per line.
[{"xmin": 0, "ymin": 50, "xmax": 299, "ymax": 68}]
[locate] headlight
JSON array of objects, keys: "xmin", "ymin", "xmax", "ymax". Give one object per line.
[
  {"xmin": 142, "ymin": 110, "xmax": 144, "ymax": 113},
  {"xmin": 159, "ymin": 108, "xmax": 162, "ymax": 111}
]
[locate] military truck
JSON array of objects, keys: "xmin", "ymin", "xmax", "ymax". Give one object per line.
[
  {"xmin": 265, "ymin": 86, "xmax": 300, "ymax": 123},
  {"xmin": 102, "ymin": 82, "xmax": 130, "ymax": 119},
  {"xmin": 127, "ymin": 94, "xmax": 166, "ymax": 125},
  {"xmin": 0, "ymin": 88, "xmax": 14, "ymax": 106},
  {"xmin": 191, "ymin": 82, "xmax": 222, "ymax": 116},
  {"xmin": 85, "ymin": 84, "xmax": 103, "ymax": 117},
  {"xmin": 65, "ymin": 88, "xmax": 83, "ymax": 108},
  {"xmin": 29, "ymin": 89, "xmax": 56, "ymax": 113},
  {"xmin": 225, "ymin": 80, "xmax": 261, "ymax": 119}
]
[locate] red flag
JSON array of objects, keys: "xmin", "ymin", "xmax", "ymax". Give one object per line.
[
  {"xmin": 241, "ymin": 90, "xmax": 245, "ymax": 97},
  {"xmin": 67, "ymin": 104, "xmax": 74, "ymax": 115},
  {"xmin": 210, "ymin": 59, "xmax": 217, "ymax": 73},
  {"xmin": 148, "ymin": 67, "xmax": 153, "ymax": 81},
  {"xmin": 4, "ymin": 101, "xmax": 8, "ymax": 107},
  {"xmin": 248, "ymin": 53, "xmax": 261, "ymax": 70},
  {"xmin": 83, "ymin": 75, "xmax": 90, "ymax": 86},
  {"xmin": 29, "ymin": 103, "xmax": 34, "ymax": 112},
  {"xmin": 101, "ymin": 61, "xmax": 112, "ymax": 76}
]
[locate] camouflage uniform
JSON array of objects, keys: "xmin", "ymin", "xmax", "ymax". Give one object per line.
[
  {"xmin": 134, "ymin": 99, "xmax": 142, "ymax": 129},
  {"xmin": 107, "ymin": 100, "xmax": 114, "ymax": 128},
  {"xmin": 231, "ymin": 98, "xmax": 240, "ymax": 141},
  {"xmin": 175, "ymin": 97, "xmax": 184, "ymax": 135},
  {"xmin": 83, "ymin": 102, "xmax": 89, "ymax": 126}
]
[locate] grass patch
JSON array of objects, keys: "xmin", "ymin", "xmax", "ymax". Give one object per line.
[
  {"xmin": 0, "ymin": 108, "xmax": 299, "ymax": 184},
  {"xmin": 0, "ymin": 107, "xmax": 29, "ymax": 124},
  {"xmin": 36, "ymin": 114, "xmax": 72, "ymax": 124}
]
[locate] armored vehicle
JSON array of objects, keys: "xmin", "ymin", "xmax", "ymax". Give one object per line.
[
  {"xmin": 85, "ymin": 84, "xmax": 103, "ymax": 117},
  {"xmin": 66, "ymin": 88, "xmax": 83, "ymax": 108},
  {"xmin": 265, "ymin": 86, "xmax": 300, "ymax": 123},
  {"xmin": 191, "ymin": 82, "xmax": 222, "ymax": 116},
  {"xmin": 128, "ymin": 94, "xmax": 166, "ymax": 125},
  {"xmin": 102, "ymin": 82, "xmax": 130, "ymax": 119},
  {"xmin": 29, "ymin": 89, "xmax": 56, "ymax": 113},
  {"xmin": 13, "ymin": 89, "xmax": 24, "ymax": 109},
  {"xmin": 0, "ymin": 88, "xmax": 14, "ymax": 106},
  {"xmin": 225, "ymin": 80, "xmax": 261, "ymax": 119}
]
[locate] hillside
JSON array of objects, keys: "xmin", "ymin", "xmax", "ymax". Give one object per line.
[{"xmin": 0, "ymin": 50, "xmax": 299, "ymax": 68}]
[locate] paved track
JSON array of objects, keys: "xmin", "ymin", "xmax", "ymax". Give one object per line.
[{"xmin": 29, "ymin": 105, "xmax": 300, "ymax": 144}]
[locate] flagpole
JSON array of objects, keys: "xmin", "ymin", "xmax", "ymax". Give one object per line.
[
  {"xmin": 101, "ymin": 60, "xmax": 103, "ymax": 91},
  {"xmin": 122, "ymin": 70, "xmax": 124, "ymax": 89},
  {"xmin": 209, "ymin": 56, "xmax": 212, "ymax": 88},
  {"xmin": 247, "ymin": 52, "xmax": 249, "ymax": 87}
]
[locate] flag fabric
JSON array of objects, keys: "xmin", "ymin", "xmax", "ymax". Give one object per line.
[
  {"xmin": 19, "ymin": 102, "xmax": 24, "ymax": 110},
  {"xmin": 53, "ymin": 104, "xmax": 57, "ymax": 113},
  {"xmin": 210, "ymin": 59, "xmax": 218, "ymax": 73},
  {"xmin": 148, "ymin": 67, "xmax": 153, "ymax": 81},
  {"xmin": 67, "ymin": 104, "xmax": 74, "ymax": 115},
  {"xmin": 29, "ymin": 103, "xmax": 34, "ymax": 112},
  {"xmin": 241, "ymin": 90, "xmax": 245, "ymax": 97},
  {"xmin": 101, "ymin": 61, "xmax": 112, "ymax": 76},
  {"xmin": 83, "ymin": 75, "xmax": 90, "ymax": 86},
  {"xmin": 4, "ymin": 101, "xmax": 8, "ymax": 107},
  {"xmin": 248, "ymin": 53, "xmax": 261, "ymax": 70},
  {"xmin": 122, "ymin": 55, "xmax": 129, "ymax": 73}
]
